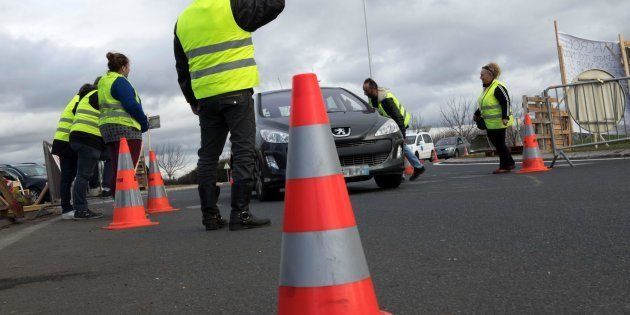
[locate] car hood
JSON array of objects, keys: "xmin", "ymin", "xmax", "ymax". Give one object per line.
[
  {"xmin": 435, "ymin": 145, "xmax": 456, "ymax": 149},
  {"xmin": 258, "ymin": 110, "xmax": 383, "ymax": 139}
]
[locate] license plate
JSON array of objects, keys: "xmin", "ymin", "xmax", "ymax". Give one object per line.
[{"xmin": 342, "ymin": 165, "xmax": 370, "ymax": 178}]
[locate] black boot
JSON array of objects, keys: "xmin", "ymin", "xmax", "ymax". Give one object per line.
[
  {"xmin": 229, "ymin": 182, "xmax": 270, "ymax": 231},
  {"xmin": 199, "ymin": 184, "xmax": 226, "ymax": 230}
]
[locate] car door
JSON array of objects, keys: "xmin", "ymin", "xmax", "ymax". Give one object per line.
[
  {"xmin": 422, "ymin": 134, "xmax": 434, "ymax": 159},
  {"xmin": 456, "ymin": 137, "xmax": 465, "ymax": 153}
]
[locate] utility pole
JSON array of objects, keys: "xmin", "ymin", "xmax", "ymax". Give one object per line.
[{"xmin": 362, "ymin": 0, "xmax": 373, "ymax": 78}]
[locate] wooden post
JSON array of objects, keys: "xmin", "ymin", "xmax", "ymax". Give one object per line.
[
  {"xmin": 554, "ymin": 20, "xmax": 568, "ymax": 85},
  {"xmin": 619, "ymin": 34, "xmax": 630, "ymax": 77}
]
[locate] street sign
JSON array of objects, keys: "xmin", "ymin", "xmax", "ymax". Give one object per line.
[{"xmin": 148, "ymin": 115, "xmax": 161, "ymax": 129}]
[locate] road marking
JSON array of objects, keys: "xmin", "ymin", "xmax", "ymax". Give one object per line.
[
  {"xmin": 185, "ymin": 204, "xmax": 224, "ymax": 209},
  {"xmin": 525, "ymin": 175, "xmax": 543, "ymax": 186},
  {"xmin": 0, "ymin": 217, "xmax": 60, "ymax": 251}
]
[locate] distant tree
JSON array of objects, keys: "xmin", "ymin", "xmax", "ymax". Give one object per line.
[
  {"xmin": 156, "ymin": 143, "xmax": 189, "ymax": 180},
  {"xmin": 440, "ymin": 97, "xmax": 480, "ymax": 141},
  {"xmin": 408, "ymin": 112, "xmax": 426, "ymax": 132}
]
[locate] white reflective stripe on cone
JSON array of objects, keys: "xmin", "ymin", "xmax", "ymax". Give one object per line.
[
  {"xmin": 149, "ymin": 186, "xmax": 167, "ymax": 199},
  {"xmin": 118, "ymin": 153, "xmax": 134, "ymax": 170},
  {"xmin": 286, "ymin": 124, "xmax": 342, "ymax": 180},
  {"xmin": 523, "ymin": 125, "xmax": 536, "ymax": 137},
  {"xmin": 279, "ymin": 226, "xmax": 371, "ymax": 287},
  {"xmin": 114, "ymin": 189, "xmax": 144, "ymax": 208},
  {"xmin": 523, "ymin": 147, "xmax": 542, "ymax": 159}
]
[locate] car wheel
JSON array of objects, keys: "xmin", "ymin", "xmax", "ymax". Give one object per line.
[
  {"xmin": 27, "ymin": 186, "xmax": 41, "ymax": 204},
  {"xmin": 255, "ymin": 158, "xmax": 280, "ymax": 202},
  {"xmin": 414, "ymin": 152, "xmax": 420, "ymax": 160},
  {"xmin": 374, "ymin": 174, "xmax": 403, "ymax": 189}
]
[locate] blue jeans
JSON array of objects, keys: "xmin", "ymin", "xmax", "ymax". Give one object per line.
[
  {"xmin": 404, "ymin": 144, "xmax": 424, "ymax": 169},
  {"xmin": 70, "ymin": 142, "xmax": 102, "ymax": 212}
]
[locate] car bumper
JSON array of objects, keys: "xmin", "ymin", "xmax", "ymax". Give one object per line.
[{"xmin": 258, "ymin": 136, "xmax": 404, "ymax": 187}]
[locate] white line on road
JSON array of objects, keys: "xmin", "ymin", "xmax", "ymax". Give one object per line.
[{"xmin": 0, "ymin": 217, "xmax": 60, "ymax": 251}]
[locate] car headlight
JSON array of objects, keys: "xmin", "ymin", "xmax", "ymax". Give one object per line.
[
  {"xmin": 374, "ymin": 119, "xmax": 400, "ymax": 137},
  {"xmin": 260, "ymin": 129, "xmax": 289, "ymax": 143}
]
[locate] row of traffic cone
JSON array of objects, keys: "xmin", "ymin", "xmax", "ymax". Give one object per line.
[{"xmin": 105, "ymin": 138, "xmax": 179, "ymax": 230}]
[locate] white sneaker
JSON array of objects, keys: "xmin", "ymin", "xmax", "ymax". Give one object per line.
[
  {"xmin": 88, "ymin": 187, "xmax": 101, "ymax": 197},
  {"xmin": 62, "ymin": 211, "xmax": 75, "ymax": 220}
]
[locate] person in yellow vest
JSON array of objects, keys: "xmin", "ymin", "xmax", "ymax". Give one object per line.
[
  {"xmin": 69, "ymin": 82, "xmax": 105, "ymax": 220},
  {"xmin": 51, "ymin": 92, "xmax": 80, "ymax": 220},
  {"xmin": 98, "ymin": 52, "xmax": 149, "ymax": 196},
  {"xmin": 174, "ymin": 0, "xmax": 284, "ymax": 231},
  {"xmin": 363, "ymin": 78, "xmax": 426, "ymax": 181},
  {"xmin": 473, "ymin": 62, "xmax": 515, "ymax": 174}
]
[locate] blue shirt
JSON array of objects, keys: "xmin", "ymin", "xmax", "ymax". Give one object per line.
[{"xmin": 111, "ymin": 77, "xmax": 149, "ymax": 132}]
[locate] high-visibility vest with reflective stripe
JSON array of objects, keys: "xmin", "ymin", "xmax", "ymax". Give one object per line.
[
  {"xmin": 176, "ymin": 0, "xmax": 259, "ymax": 99},
  {"xmin": 53, "ymin": 94, "xmax": 79, "ymax": 142},
  {"xmin": 70, "ymin": 90, "xmax": 102, "ymax": 137},
  {"xmin": 370, "ymin": 91, "xmax": 411, "ymax": 128},
  {"xmin": 478, "ymin": 79, "xmax": 514, "ymax": 129},
  {"xmin": 98, "ymin": 71, "xmax": 141, "ymax": 130}
]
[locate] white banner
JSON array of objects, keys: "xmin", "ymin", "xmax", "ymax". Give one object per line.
[{"xmin": 558, "ymin": 32, "xmax": 630, "ymax": 128}]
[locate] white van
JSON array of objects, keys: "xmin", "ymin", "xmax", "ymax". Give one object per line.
[{"xmin": 405, "ymin": 132, "xmax": 435, "ymax": 160}]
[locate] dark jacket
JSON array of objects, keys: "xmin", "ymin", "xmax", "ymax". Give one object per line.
[
  {"xmin": 369, "ymin": 88, "xmax": 406, "ymax": 132},
  {"xmin": 174, "ymin": 0, "xmax": 285, "ymax": 108}
]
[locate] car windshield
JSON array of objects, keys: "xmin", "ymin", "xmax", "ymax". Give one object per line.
[
  {"xmin": 405, "ymin": 136, "xmax": 416, "ymax": 145},
  {"xmin": 15, "ymin": 165, "xmax": 46, "ymax": 176},
  {"xmin": 260, "ymin": 88, "xmax": 368, "ymax": 118},
  {"xmin": 436, "ymin": 138, "xmax": 457, "ymax": 146}
]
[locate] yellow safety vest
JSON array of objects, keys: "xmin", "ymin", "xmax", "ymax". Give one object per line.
[
  {"xmin": 478, "ymin": 80, "xmax": 514, "ymax": 129},
  {"xmin": 370, "ymin": 91, "xmax": 411, "ymax": 128},
  {"xmin": 53, "ymin": 95, "xmax": 79, "ymax": 142},
  {"xmin": 176, "ymin": 0, "xmax": 259, "ymax": 99},
  {"xmin": 70, "ymin": 90, "xmax": 102, "ymax": 137},
  {"xmin": 98, "ymin": 71, "xmax": 141, "ymax": 130}
]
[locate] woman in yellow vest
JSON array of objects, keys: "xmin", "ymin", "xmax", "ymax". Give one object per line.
[
  {"xmin": 98, "ymin": 52, "xmax": 149, "ymax": 196},
  {"xmin": 474, "ymin": 62, "xmax": 515, "ymax": 174},
  {"xmin": 69, "ymin": 83, "xmax": 105, "ymax": 220}
]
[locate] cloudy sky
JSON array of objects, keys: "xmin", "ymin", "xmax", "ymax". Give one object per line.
[{"xmin": 1, "ymin": 0, "xmax": 629, "ymax": 175}]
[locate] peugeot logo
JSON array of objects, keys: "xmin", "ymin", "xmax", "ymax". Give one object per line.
[{"xmin": 332, "ymin": 127, "xmax": 351, "ymax": 137}]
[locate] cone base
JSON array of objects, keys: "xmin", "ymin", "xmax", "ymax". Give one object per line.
[
  {"xmin": 147, "ymin": 207, "xmax": 180, "ymax": 214},
  {"xmin": 104, "ymin": 220, "xmax": 159, "ymax": 230}
]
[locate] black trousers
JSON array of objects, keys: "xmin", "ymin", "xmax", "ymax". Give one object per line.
[
  {"xmin": 59, "ymin": 153, "xmax": 78, "ymax": 213},
  {"xmin": 197, "ymin": 89, "xmax": 255, "ymax": 222},
  {"xmin": 487, "ymin": 128, "xmax": 515, "ymax": 169}
]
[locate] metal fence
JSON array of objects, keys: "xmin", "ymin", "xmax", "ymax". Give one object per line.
[{"xmin": 542, "ymin": 76, "xmax": 630, "ymax": 167}]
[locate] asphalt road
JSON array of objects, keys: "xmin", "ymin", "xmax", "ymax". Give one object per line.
[{"xmin": 1, "ymin": 158, "xmax": 629, "ymax": 314}]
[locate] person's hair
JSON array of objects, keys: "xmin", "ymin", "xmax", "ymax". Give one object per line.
[
  {"xmin": 106, "ymin": 52, "xmax": 129, "ymax": 72},
  {"xmin": 78, "ymin": 83, "xmax": 96, "ymax": 98},
  {"xmin": 93, "ymin": 76, "xmax": 102, "ymax": 86},
  {"xmin": 482, "ymin": 62, "xmax": 501, "ymax": 78},
  {"xmin": 364, "ymin": 78, "xmax": 378, "ymax": 89}
]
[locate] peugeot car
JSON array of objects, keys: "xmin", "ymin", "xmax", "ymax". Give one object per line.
[{"xmin": 254, "ymin": 87, "xmax": 405, "ymax": 201}]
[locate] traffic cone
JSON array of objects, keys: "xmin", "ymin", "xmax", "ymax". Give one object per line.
[
  {"xmin": 463, "ymin": 146, "xmax": 469, "ymax": 156},
  {"xmin": 278, "ymin": 73, "xmax": 390, "ymax": 315},
  {"xmin": 518, "ymin": 115, "xmax": 549, "ymax": 174},
  {"xmin": 431, "ymin": 149, "xmax": 440, "ymax": 163},
  {"xmin": 105, "ymin": 138, "xmax": 158, "ymax": 230},
  {"xmin": 146, "ymin": 150, "xmax": 179, "ymax": 214},
  {"xmin": 403, "ymin": 157, "xmax": 414, "ymax": 177}
]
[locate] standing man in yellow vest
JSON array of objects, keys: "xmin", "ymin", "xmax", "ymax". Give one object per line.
[
  {"xmin": 174, "ymin": 0, "xmax": 284, "ymax": 231},
  {"xmin": 52, "ymin": 92, "xmax": 80, "ymax": 220},
  {"xmin": 363, "ymin": 78, "xmax": 426, "ymax": 181}
]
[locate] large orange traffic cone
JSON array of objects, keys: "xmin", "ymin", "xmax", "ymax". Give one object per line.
[
  {"xmin": 431, "ymin": 149, "xmax": 440, "ymax": 163},
  {"xmin": 403, "ymin": 157, "xmax": 414, "ymax": 177},
  {"xmin": 518, "ymin": 115, "xmax": 549, "ymax": 174},
  {"xmin": 146, "ymin": 150, "xmax": 179, "ymax": 214},
  {"xmin": 278, "ymin": 73, "xmax": 390, "ymax": 315},
  {"xmin": 463, "ymin": 146, "xmax": 469, "ymax": 156},
  {"xmin": 105, "ymin": 138, "xmax": 158, "ymax": 230}
]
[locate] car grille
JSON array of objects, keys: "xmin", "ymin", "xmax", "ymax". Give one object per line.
[
  {"xmin": 335, "ymin": 140, "xmax": 377, "ymax": 149},
  {"xmin": 339, "ymin": 152, "xmax": 390, "ymax": 167}
]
